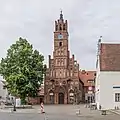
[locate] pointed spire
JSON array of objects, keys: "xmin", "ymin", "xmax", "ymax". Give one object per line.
[
  {"xmin": 97, "ymin": 36, "xmax": 102, "ymax": 56},
  {"xmin": 99, "ymin": 36, "xmax": 102, "ymax": 42},
  {"xmin": 60, "ymin": 10, "xmax": 63, "ymax": 20}
]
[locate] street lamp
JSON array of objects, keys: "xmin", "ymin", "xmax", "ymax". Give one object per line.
[
  {"xmin": 13, "ymin": 103, "xmax": 16, "ymax": 111},
  {"xmin": 12, "ymin": 97, "xmax": 16, "ymax": 111}
]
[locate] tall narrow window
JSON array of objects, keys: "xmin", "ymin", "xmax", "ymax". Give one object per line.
[
  {"xmin": 56, "ymin": 25, "xmax": 58, "ymax": 31},
  {"xmin": 63, "ymin": 24, "xmax": 66, "ymax": 30},
  {"xmin": 59, "ymin": 42, "xmax": 62, "ymax": 47},
  {"xmin": 59, "ymin": 24, "xmax": 62, "ymax": 30},
  {"xmin": 115, "ymin": 93, "xmax": 120, "ymax": 102}
]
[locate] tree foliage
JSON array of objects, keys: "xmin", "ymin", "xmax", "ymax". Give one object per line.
[{"xmin": 0, "ymin": 37, "xmax": 45, "ymax": 102}]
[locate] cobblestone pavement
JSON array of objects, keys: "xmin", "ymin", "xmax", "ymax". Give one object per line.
[{"xmin": 0, "ymin": 105, "xmax": 120, "ymax": 120}]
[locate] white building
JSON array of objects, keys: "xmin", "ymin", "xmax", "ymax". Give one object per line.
[
  {"xmin": 95, "ymin": 42, "xmax": 120, "ymax": 110},
  {"xmin": 0, "ymin": 80, "xmax": 8, "ymax": 100}
]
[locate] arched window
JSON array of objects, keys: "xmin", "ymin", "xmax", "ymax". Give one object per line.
[
  {"xmin": 49, "ymin": 90, "xmax": 54, "ymax": 104},
  {"xmin": 59, "ymin": 42, "xmax": 62, "ymax": 47}
]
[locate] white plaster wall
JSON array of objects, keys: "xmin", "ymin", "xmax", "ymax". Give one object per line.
[
  {"xmin": 0, "ymin": 81, "xmax": 8, "ymax": 99},
  {"xmin": 95, "ymin": 58, "xmax": 100, "ymax": 108},
  {"xmin": 97, "ymin": 72, "xmax": 120, "ymax": 110}
]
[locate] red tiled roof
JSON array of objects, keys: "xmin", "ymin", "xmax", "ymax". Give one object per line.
[
  {"xmin": 100, "ymin": 43, "xmax": 120, "ymax": 71},
  {"xmin": 79, "ymin": 70, "xmax": 96, "ymax": 87}
]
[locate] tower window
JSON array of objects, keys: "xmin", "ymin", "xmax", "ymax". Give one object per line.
[
  {"xmin": 56, "ymin": 25, "xmax": 58, "ymax": 31},
  {"xmin": 59, "ymin": 42, "xmax": 62, "ymax": 46},
  {"xmin": 63, "ymin": 24, "xmax": 66, "ymax": 30},
  {"xmin": 59, "ymin": 24, "xmax": 62, "ymax": 30}
]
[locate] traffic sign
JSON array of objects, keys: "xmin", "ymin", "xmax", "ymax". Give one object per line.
[{"xmin": 88, "ymin": 86, "xmax": 92, "ymax": 91}]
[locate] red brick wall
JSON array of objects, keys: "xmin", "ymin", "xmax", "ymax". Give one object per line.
[{"xmin": 28, "ymin": 96, "xmax": 44, "ymax": 105}]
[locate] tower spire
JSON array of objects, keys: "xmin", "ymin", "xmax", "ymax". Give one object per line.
[{"xmin": 60, "ymin": 10, "xmax": 63, "ymax": 20}]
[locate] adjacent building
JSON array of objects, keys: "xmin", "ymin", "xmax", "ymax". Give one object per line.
[
  {"xmin": 0, "ymin": 80, "xmax": 8, "ymax": 100},
  {"xmin": 79, "ymin": 70, "xmax": 96, "ymax": 103},
  {"xmin": 28, "ymin": 84, "xmax": 44, "ymax": 104},
  {"xmin": 95, "ymin": 42, "xmax": 120, "ymax": 110},
  {"xmin": 44, "ymin": 12, "xmax": 84, "ymax": 104}
]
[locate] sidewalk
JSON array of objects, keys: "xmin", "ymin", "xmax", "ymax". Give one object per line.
[{"xmin": 109, "ymin": 109, "xmax": 120, "ymax": 115}]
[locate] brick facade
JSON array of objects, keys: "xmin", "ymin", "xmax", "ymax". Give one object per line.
[{"xmin": 44, "ymin": 12, "xmax": 84, "ymax": 104}]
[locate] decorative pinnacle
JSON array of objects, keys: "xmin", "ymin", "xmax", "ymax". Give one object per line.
[
  {"xmin": 60, "ymin": 9, "xmax": 63, "ymax": 20},
  {"xmin": 60, "ymin": 10, "xmax": 62, "ymax": 14}
]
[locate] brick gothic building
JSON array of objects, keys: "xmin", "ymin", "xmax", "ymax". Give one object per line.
[{"xmin": 44, "ymin": 12, "xmax": 84, "ymax": 104}]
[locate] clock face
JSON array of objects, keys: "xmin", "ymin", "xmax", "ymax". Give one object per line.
[{"xmin": 58, "ymin": 34, "xmax": 63, "ymax": 39}]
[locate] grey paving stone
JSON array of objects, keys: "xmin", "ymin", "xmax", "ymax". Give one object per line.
[{"xmin": 0, "ymin": 105, "xmax": 119, "ymax": 120}]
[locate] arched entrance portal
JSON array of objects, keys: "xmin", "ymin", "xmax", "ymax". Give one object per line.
[{"xmin": 58, "ymin": 93, "xmax": 64, "ymax": 104}]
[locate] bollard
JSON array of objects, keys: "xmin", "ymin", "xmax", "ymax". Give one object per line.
[
  {"xmin": 76, "ymin": 109, "xmax": 80, "ymax": 115},
  {"xmin": 78, "ymin": 109, "xmax": 80, "ymax": 114},
  {"xmin": 101, "ymin": 110, "xmax": 107, "ymax": 115}
]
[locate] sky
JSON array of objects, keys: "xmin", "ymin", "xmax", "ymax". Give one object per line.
[{"xmin": 0, "ymin": 0, "xmax": 120, "ymax": 70}]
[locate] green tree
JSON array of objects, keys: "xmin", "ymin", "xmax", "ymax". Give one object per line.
[{"xmin": 0, "ymin": 37, "xmax": 45, "ymax": 104}]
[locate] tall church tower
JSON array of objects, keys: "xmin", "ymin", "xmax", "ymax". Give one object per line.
[
  {"xmin": 44, "ymin": 12, "xmax": 84, "ymax": 104},
  {"xmin": 53, "ymin": 11, "xmax": 69, "ymax": 77}
]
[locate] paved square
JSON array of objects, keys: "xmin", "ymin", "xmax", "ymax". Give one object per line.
[{"xmin": 0, "ymin": 105, "xmax": 119, "ymax": 120}]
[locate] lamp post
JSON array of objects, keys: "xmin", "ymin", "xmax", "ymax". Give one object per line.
[
  {"xmin": 13, "ymin": 103, "xmax": 16, "ymax": 111},
  {"xmin": 12, "ymin": 97, "xmax": 16, "ymax": 111}
]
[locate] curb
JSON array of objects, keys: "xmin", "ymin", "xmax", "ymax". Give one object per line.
[{"xmin": 108, "ymin": 110, "xmax": 120, "ymax": 115}]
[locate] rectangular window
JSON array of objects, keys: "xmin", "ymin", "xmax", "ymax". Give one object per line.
[
  {"xmin": 59, "ymin": 42, "xmax": 62, "ymax": 46},
  {"xmin": 115, "ymin": 93, "xmax": 120, "ymax": 102},
  {"xmin": 87, "ymin": 80, "xmax": 94, "ymax": 83}
]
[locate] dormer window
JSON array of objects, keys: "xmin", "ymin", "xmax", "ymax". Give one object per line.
[{"xmin": 87, "ymin": 80, "xmax": 94, "ymax": 83}]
